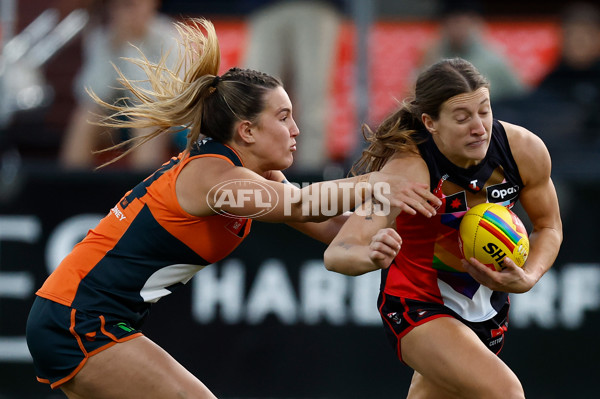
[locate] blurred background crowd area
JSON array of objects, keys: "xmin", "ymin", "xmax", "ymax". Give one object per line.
[{"xmin": 0, "ymin": 0, "xmax": 598, "ymax": 185}]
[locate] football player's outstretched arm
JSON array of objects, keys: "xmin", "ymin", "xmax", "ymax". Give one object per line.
[{"xmin": 324, "ymin": 153, "xmax": 431, "ymax": 275}]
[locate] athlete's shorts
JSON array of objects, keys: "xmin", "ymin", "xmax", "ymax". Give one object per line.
[
  {"xmin": 378, "ymin": 292, "xmax": 509, "ymax": 364},
  {"xmin": 26, "ymin": 296, "xmax": 143, "ymax": 389}
]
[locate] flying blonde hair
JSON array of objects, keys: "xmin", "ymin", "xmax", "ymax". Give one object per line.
[{"xmin": 88, "ymin": 18, "xmax": 281, "ymax": 167}]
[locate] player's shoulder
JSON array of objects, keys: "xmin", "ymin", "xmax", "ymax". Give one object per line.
[
  {"xmin": 498, "ymin": 120, "xmax": 548, "ymax": 154},
  {"xmin": 498, "ymin": 120, "xmax": 551, "ymax": 181},
  {"xmin": 384, "ymin": 150, "xmax": 430, "ymax": 184}
]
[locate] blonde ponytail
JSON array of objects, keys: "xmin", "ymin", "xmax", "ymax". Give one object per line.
[{"xmin": 89, "ymin": 18, "xmax": 221, "ymax": 167}]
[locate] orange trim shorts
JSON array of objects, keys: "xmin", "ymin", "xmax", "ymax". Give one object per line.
[{"xmin": 26, "ymin": 296, "xmax": 142, "ymax": 389}]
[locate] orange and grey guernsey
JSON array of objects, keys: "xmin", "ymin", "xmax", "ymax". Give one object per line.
[{"xmin": 36, "ymin": 139, "xmax": 251, "ymax": 326}]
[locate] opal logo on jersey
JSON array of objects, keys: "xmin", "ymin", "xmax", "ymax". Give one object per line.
[
  {"xmin": 207, "ymin": 179, "xmax": 279, "ymax": 218},
  {"xmin": 487, "ymin": 182, "xmax": 520, "ymax": 202}
]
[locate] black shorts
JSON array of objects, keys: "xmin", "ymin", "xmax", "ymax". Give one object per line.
[
  {"xmin": 378, "ymin": 292, "xmax": 510, "ymax": 364},
  {"xmin": 26, "ymin": 296, "xmax": 143, "ymax": 389}
]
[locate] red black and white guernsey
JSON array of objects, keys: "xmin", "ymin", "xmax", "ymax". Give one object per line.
[
  {"xmin": 382, "ymin": 119, "xmax": 524, "ymax": 322},
  {"xmin": 36, "ymin": 139, "xmax": 252, "ymax": 326}
]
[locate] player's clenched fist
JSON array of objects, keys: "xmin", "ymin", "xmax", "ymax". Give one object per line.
[{"xmin": 369, "ymin": 228, "xmax": 402, "ymax": 269}]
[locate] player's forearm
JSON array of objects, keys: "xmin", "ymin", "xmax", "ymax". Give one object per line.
[
  {"xmin": 287, "ymin": 213, "xmax": 350, "ymax": 244},
  {"xmin": 524, "ymin": 226, "xmax": 563, "ymax": 284},
  {"xmin": 294, "ymin": 173, "xmax": 374, "ymax": 219},
  {"xmin": 324, "ymin": 240, "xmax": 379, "ymax": 276}
]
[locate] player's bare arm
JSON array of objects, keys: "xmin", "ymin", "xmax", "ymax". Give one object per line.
[
  {"xmin": 324, "ymin": 154, "xmax": 430, "ymax": 275},
  {"xmin": 176, "ymin": 156, "xmax": 440, "ymax": 223},
  {"xmin": 324, "ymin": 198, "xmax": 401, "ymax": 275},
  {"xmin": 466, "ymin": 121, "xmax": 563, "ymax": 293}
]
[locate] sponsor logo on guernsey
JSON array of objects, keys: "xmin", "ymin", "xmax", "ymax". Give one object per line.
[
  {"xmin": 486, "ymin": 182, "xmax": 520, "ymax": 203},
  {"xmin": 489, "ymin": 335, "xmax": 504, "ymax": 347},
  {"xmin": 111, "ymin": 205, "xmax": 127, "ymax": 221},
  {"xmin": 469, "ymin": 179, "xmax": 480, "ymax": 191}
]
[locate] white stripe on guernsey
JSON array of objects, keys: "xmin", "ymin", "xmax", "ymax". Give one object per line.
[
  {"xmin": 437, "ymin": 280, "xmax": 498, "ymax": 322},
  {"xmin": 140, "ymin": 264, "xmax": 206, "ymax": 303}
]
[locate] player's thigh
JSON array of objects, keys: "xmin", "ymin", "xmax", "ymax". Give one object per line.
[
  {"xmin": 406, "ymin": 371, "xmax": 457, "ymax": 399},
  {"xmin": 401, "ymin": 317, "xmax": 523, "ymax": 399},
  {"xmin": 60, "ymin": 335, "xmax": 216, "ymax": 399}
]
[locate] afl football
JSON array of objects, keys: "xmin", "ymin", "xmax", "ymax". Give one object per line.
[{"xmin": 459, "ymin": 203, "xmax": 529, "ymax": 271}]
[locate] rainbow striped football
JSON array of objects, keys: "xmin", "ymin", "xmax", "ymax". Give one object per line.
[{"xmin": 459, "ymin": 203, "xmax": 529, "ymax": 271}]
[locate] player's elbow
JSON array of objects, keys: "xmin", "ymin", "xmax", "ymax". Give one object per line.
[
  {"xmin": 324, "ymin": 248, "xmax": 361, "ymax": 276},
  {"xmin": 323, "ymin": 247, "xmax": 342, "ymax": 273}
]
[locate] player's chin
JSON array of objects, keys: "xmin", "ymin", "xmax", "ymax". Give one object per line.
[
  {"xmin": 282, "ymin": 154, "xmax": 295, "ymax": 169},
  {"xmin": 466, "ymin": 149, "xmax": 487, "ymax": 163},
  {"xmin": 274, "ymin": 161, "xmax": 294, "ymax": 172}
]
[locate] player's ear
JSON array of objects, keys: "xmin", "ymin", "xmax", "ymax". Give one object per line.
[
  {"xmin": 237, "ymin": 120, "xmax": 256, "ymax": 143},
  {"xmin": 421, "ymin": 113, "xmax": 437, "ymax": 135}
]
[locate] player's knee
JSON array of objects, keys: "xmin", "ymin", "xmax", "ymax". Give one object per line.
[{"xmin": 483, "ymin": 374, "xmax": 525, "ymax": 399}]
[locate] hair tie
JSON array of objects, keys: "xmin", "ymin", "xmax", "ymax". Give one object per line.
[{"xmin": 211, "ymin": 75, "xmax": 221, "ymax": 88}]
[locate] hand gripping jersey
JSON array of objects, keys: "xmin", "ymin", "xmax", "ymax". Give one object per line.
[
  {"xmin": 37, "ymin": 139, "xmax": 251, "ymax": 326},
  {"xmin": 382, "ymin": 120, "xmax": 523, "ymax": 322}
]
